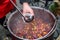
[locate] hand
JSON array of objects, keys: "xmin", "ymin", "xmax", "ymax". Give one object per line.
[{"xmin": 22, "ymin": 2, "xmax": 34, "ymax": 16}]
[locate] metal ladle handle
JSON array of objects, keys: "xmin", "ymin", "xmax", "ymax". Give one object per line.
[{"xmin": 10, "ymin": 0, "xmax": 24, "ymax": 17}]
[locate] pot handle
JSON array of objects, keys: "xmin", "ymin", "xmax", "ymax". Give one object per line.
[
  {"xmin": 3, "ymin": 18, "xmax": 8, "ymax": 28},
  {"xmin": 53, "ymin": 29, "xmax": 59, "ymax": 40},
  {"xmin": 53, "ymin": 21, "xmax": 60, "ymax": 40}
]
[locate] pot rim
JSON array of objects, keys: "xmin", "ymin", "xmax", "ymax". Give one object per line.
[{"xmin": 7, "ymin": 6, "xmax": 57, "ymax": 40}]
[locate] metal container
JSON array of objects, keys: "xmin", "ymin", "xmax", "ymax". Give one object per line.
[{"xmin": 7, "ymin": 6, "xmax": 57, "ymax": 40}]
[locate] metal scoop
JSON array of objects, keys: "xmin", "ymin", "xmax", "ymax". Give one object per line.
[
  {"xmin": 23, "ymin": 13, "xmax": 34, "ymax": 22},
  {"xmin": 10, "ymin": 0, "xmax": 34, "ymax": 22}
]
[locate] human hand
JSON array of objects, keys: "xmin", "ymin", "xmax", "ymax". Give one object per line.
[{"xmin": 22, "ymin": 2, "xmax": 34, "ymax": 16}]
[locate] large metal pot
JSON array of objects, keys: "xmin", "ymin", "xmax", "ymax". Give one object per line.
[{"xmin": 7, "ymin": 6, "xmax": 57, "ymax": 40}]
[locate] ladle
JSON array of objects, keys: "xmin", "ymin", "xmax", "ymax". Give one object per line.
[{"xmin": 10, "ymin": 0, "xmax": 34, "ymax": 22}]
